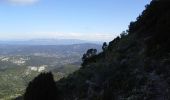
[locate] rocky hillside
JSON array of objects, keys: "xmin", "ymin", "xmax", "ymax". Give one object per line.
[{"xmin": 24, "ymin": 0, "xmax": 170, "ymax": 100}]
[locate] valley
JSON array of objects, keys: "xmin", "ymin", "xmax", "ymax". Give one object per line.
[{"xmin": 0, "ymin": 43, "xmax": 101, "ymax": 100}]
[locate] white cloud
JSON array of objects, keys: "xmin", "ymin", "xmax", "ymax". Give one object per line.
[{"xmin": 5, "ymin": 0, "xmax": 39, "ymax": 5}]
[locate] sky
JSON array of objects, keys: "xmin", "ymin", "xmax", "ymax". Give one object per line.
[{"xmin": 0, "ymin": 0, "xmax": 151, "ymax": 42}]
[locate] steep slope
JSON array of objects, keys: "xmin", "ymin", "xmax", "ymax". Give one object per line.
[{"xmin": 24, "ymin": 0, "xmax": 170, "ymax": 100}]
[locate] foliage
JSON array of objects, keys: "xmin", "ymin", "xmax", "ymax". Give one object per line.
[
  {"xmin": 81, "ymin": 48, "xmax": 98, "ymax": 66},
  {"xmin": 24, "ymin": 72, "xmax": 58, "ymax": 100},
  {"xmin": 102, "ymin": 42, "xmax": 108, "ymax": 51},
  {"xmin": 22, "ymin": 0, "xmax": 170, "ymax": 100}
]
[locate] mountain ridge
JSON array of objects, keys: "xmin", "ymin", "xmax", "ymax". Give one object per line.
[
  {"xmin": 0, "ymin": 39, "xmax": 102, "ymax": 45},
  {"xmin": 22, "ymin": 0, "xmax": 170, "ymax": 100}
]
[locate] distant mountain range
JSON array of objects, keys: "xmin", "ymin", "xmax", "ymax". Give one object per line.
[
  {"xmin": 0, "ymin": 39, "xmax": 103, "ymax": 45},
  {"xmin": 0, "ymin": 43, "xmax": 102, "ymax": 55}
]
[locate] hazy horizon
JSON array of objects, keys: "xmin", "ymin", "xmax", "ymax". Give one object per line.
[{"xmin": 0, "ymin": 0, "xmax": 151, "ymax": 42}]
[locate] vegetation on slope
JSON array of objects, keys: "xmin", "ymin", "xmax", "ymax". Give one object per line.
[{"xmin": 24, "ymin": 0, "xmax": 170, "ymax": 100}]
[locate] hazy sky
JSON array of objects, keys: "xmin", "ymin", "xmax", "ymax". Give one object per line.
[{"xmin": 0, "ymin": 0, "xmax": 151, "ymax": 41}]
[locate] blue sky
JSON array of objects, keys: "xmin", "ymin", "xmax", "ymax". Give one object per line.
[{"xmin": 0, "ymin": 0, "xmax": 151, "ymax": 42}]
